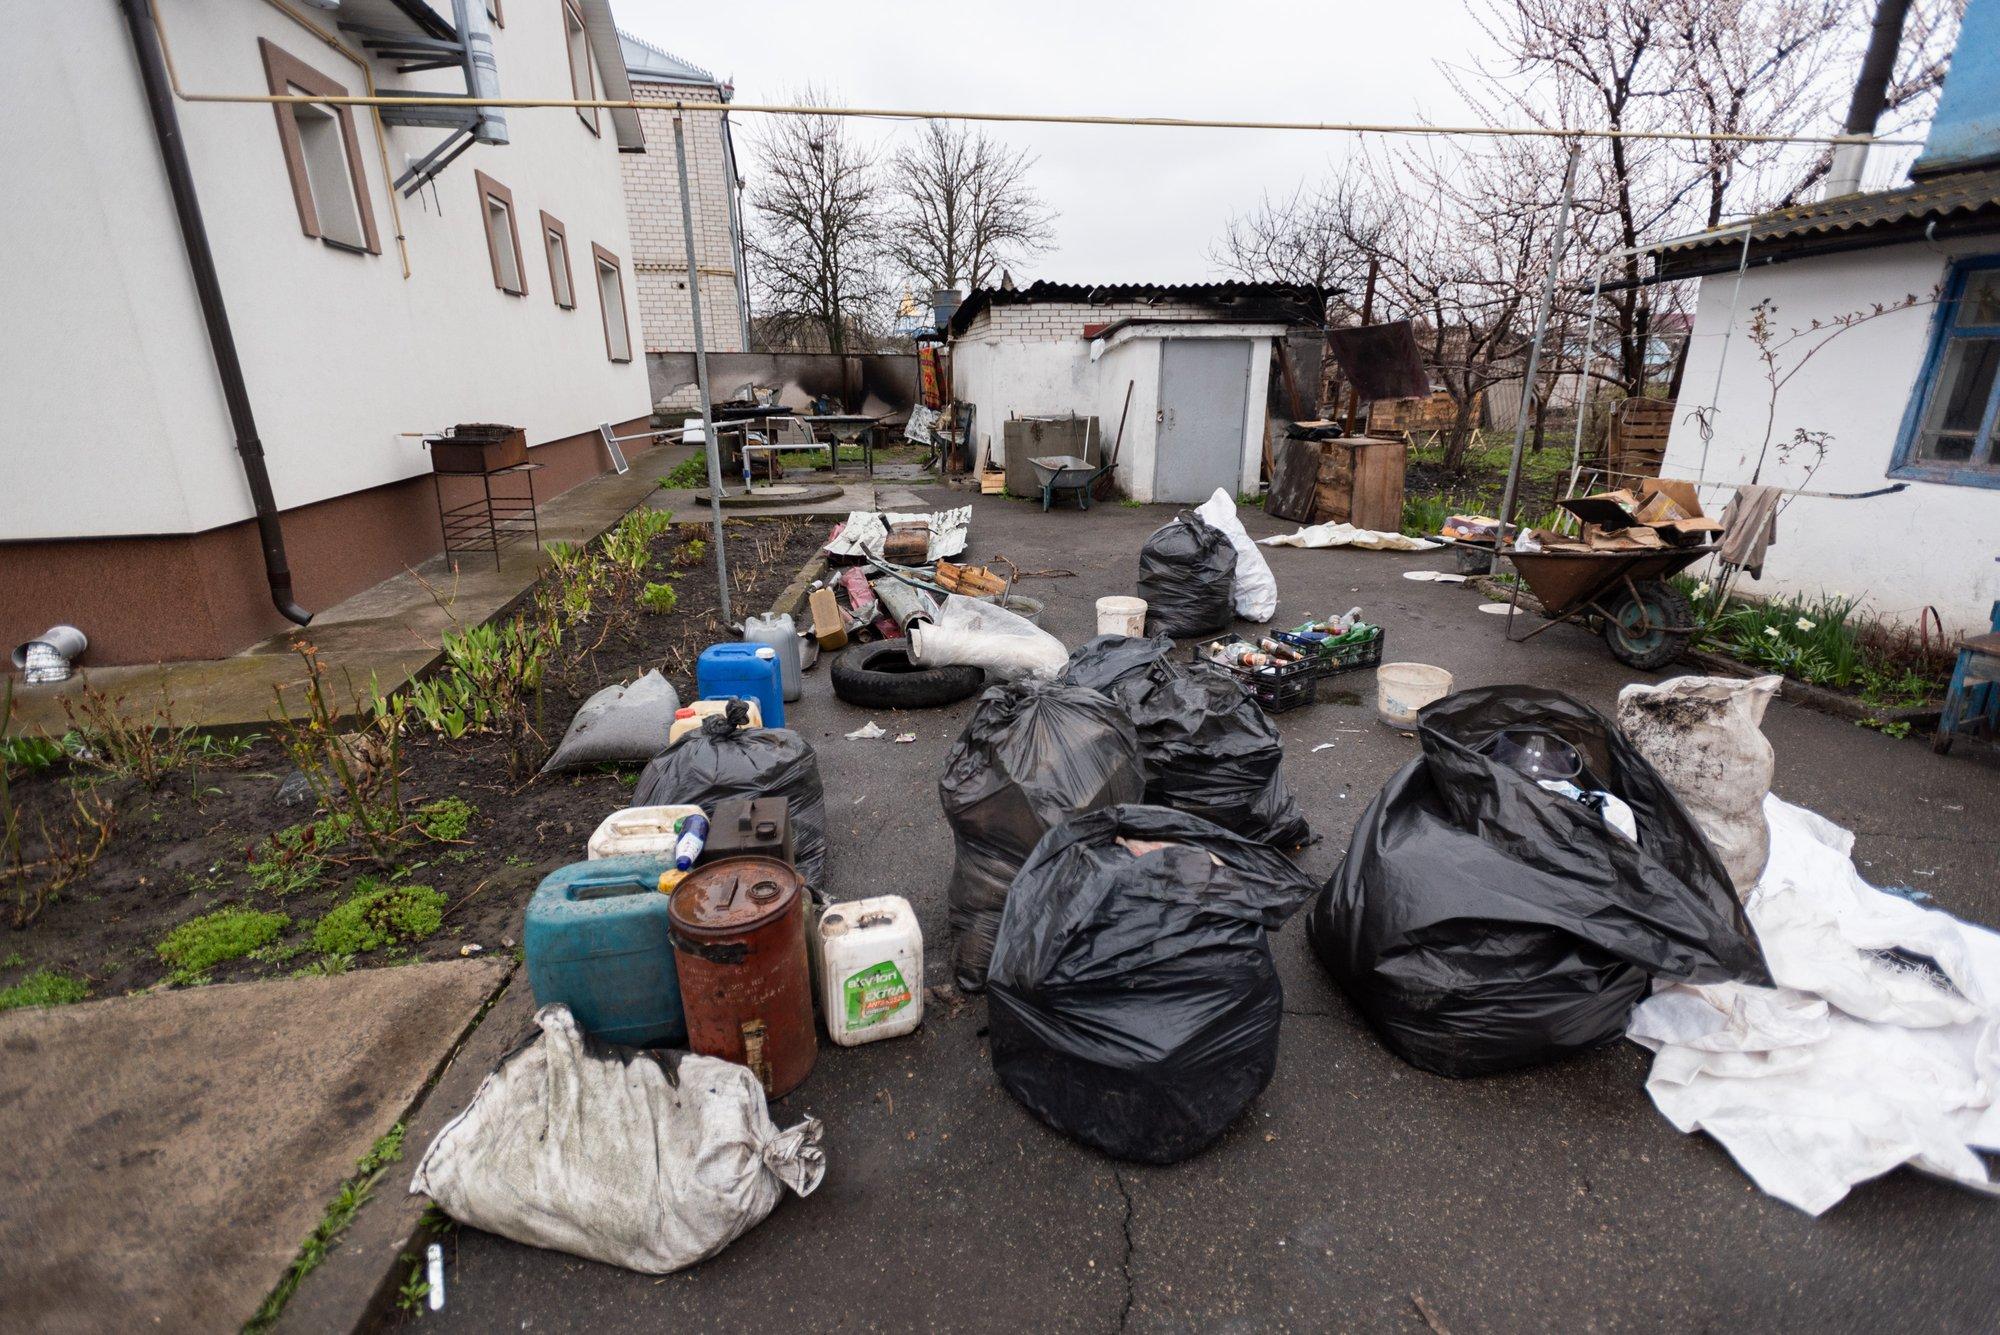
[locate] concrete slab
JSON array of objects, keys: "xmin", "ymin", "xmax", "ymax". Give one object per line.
[
  {"xmin": 8, "ymin": 447, "xmax": 686, "ymax": 734},
  {"xmin": 0, "ymin": 958, "xmax": 511, "ymax": 1334}
]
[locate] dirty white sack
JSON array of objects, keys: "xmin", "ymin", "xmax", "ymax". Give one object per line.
[
  {"xmin": 410, "ymin": 1005, "xmax": 825, "ymax": 1273},
  {"xmin": 1617, "ymin": 674, "xmax": 1780, "ymax": 894},
  {"xmin": 1627, "ymin": 795, "xmax": 2000, "ymax": 1215},
  {"xmin": 910, "ymin": 593, "xmax": 1066, "ymax": 680},
  {"xmin": 539, "ymin": 671, "xmax": 680, "ymax": 774},
  {"xmin": 1258, "ymin": 522, "xmax": 1441, "ymax": 552},
  {"xmin": 822, "ymin": 507, "xmax": 971, "ymax": 563},
  {"xmin": 1193, "ymin": 488, "xmax": 1278, "ymax": 622}
]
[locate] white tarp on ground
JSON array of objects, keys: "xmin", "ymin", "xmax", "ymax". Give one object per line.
[
  {"xmin": 822, "ymin": 507, "xmax": 971, "ymax": 563},
  {"xmin": 1627, "ymin": 795, "xmax": 2000, "ymax": 1215},
  {"xmin": 1194, "ymin": 488, "xmax": 1279, "ymax": 622},
  {"xmin": 1257, "ymin": 523, "xmax": 1441, "ymax": 552}
]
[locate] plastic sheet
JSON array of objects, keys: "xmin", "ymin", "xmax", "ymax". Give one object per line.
[
  {"xmin": 633, "ymin": 705, "xmax": 831, "ymax": 898},
  {"xmin": 1257, "ymin": 523, "xmax": 1440, "ymax": 551},
  {"xmin": 539, "ymin": 671, "xmax": 680, "ymax": 774},
  {"xmin": 938, "ymin": 680, "xmax": 1147, "ymax": 992},
  {"xmin": 1137, "ymin": 512, "xmax": 1237, "ymax": 638},
  {"xmin": 910, "ymin": 593, "xmax": 1067, "ymax": 681},
  {"xmin": 410, "ymin": 1005, "xmax": 824, "ymax": 1274},
  {"xmin": 1308, "ymin": 685, "xmax": 1763, "ymax": 1077},
  {"xmin": 987, "ymin": 805, "xmax": 1319, "ymax": 1163},
  {"xmin": 1193, "ymin": 488, "xmax": 1278, "ymax": 622},
  {"xmin": 1062, "ymin": 635, "xmax": 1308, "ymax": 846}
]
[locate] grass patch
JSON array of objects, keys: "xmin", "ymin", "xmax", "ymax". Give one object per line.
[
  {"xmin": 1401, "ymin": 493, "xmax": 1463, "ymax": 539},
  {"xmin": 659, "ymin": 456, "xmax": 708, "ymax": 489},
  {"xmin": 247, "ymin": 811, "xmax": 352, "ymax": 896},
  {"xmin": 312, "ymin": 878, "xmax": 445, "ymax": 957},
  {"xmin": 245, "ymin": 1124, "xmax": 406, "ymax": 1333},
  {"xmin": 0, "ymin": 967, "xmax": 90, "ymax": 1011},
  {"xmin": 157, "ymin": 907, "xmax": 290, "ymax": 985},
  {"xmin": 414, "ymin": 796, "xmax": 475, "ymax": 843},
  {"xmin": 1674, "ymin": 578, "xmax": 1946, "ymax": 706}
]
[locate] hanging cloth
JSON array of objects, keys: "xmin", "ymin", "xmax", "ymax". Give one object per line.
[{"xmin": 1718, "ymin": 485, "xmax": 1782, "ymax": 579}]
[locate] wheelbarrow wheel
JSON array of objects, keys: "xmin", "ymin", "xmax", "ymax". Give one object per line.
[{"xmin": 1602, "ymin": 579, "xmax": 1692, "ymax": 670}]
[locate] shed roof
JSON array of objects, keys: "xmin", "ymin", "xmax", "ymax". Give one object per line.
[
  {"xmin": 948, "ymin": 281, "xmax": 1324, "ymax": 336},
  {"xmin": 619, "ymin": 31, "xmax": 723, "ymax": 89}
]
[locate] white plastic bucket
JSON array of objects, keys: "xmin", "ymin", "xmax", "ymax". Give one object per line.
[
  {"xmin": 586, "ymin": 805, "xmax": 706, "ymax": 860},
  {"xmin": 1376, "ymin": 663, "xmax": 1454, "ymax": 728},
  {"xmin": 1097, "ymin": 596, "xmax": 1147, "ymax": 638}
]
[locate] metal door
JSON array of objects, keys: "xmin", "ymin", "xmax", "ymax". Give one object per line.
[{"xmin": 1154, "ymin": 339, "xmax": 1252, "ymax": 502}]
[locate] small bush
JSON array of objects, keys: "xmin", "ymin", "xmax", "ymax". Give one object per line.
[
  {"xmin": 414, "ymin": 796, "xmax": 475, "ymax": 843},
  {"xmin": 639, "ymin": 581, "xmax": 679, "ymax": 615},
  {"xmin": 660, "ymin": 456, "xmax": 708, "ymax": 489},
  {"xmin": 0, "ymin": 968, "xmax": 89, "ymax": 1011},
  {"xmin": 676, "ymin": 537, "xmax": 708, "ymax": 566},
  {"xmin": 312, "ymin": 879, "xmax": 446, "ymax": 957},
  {"xmin": 159, "ymin": 908, "xmax": 291, "ymax": 984}
]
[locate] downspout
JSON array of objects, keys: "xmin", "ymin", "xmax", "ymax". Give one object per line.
[
  {"xmin": 719, "ymin": 98, "xmax": 753, "ymax": 349},
  {"xmin": 117, "ymin": 0, "xmax": 311, "ymax": 626}
]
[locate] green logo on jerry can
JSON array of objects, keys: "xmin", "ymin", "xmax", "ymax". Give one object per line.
[{"xmin": 844, "ymin": 960, "xmax": 913, "ymax": 1028}]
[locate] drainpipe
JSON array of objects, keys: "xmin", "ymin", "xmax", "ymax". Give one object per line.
[
  {"xmin": 117, "ymin": 0, "xmax": 311, "ymax": 626},
  {"xmin": 1826, "ymin": 0, "xmax": 1914, "ymax": 197}
]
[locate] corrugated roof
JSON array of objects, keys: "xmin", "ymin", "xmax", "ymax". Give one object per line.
[
  {"xmin": 619, "ymin": 31, "xmax": 721, "ymax": 88},
  {"xmin": 1647, "ymin": 166, "xmax": 2000, "ymax": 262},
  {"xmin": 949, "ymin": 281, "xmax": 1325, "ymax": 336}
]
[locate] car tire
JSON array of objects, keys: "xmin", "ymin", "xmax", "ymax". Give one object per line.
[{"xmin": 830, "ymin": 638, "xmax": 984, "ymax": 709}]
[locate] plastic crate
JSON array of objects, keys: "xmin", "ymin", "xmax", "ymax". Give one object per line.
[{"xmin": 1191, "ymin": 637, "xmax": 1320, "ymax": 714}]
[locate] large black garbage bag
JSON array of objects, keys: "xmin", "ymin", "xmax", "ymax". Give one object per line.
[
  {"xmin": 1062, "ymin": 635, "xmax": 1309, "ymax": 846},
  {"xmin": 939, "ymin": 680, "xmax": 1147, "ymax": 992},
  {"xmin": 633, "ymin": 707, "xmax": 830, "ymax": 898},
  {"xmin": 1137, "ymin": 512, "xmax": 1237, "ymax": 638},
  {"xmin": 1307, "ymin": 685, "xmax": 1764, "ymax": 1078},
  {"xmin": 987, "ymin": 805, "xmax": 1318, "ymax": 1163}
]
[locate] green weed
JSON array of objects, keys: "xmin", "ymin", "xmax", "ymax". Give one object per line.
[
  {"xmin": 245, "ymin": 1125, "xmax": 405, "ymax": 1332},
  {"xmin": 1860, "ymin": 718, "xmax": 1915, "ymax": 740},
  {"xmin": 0, "ymin": 967, "xmax": 90, "ymax": 1011},
  {"xmin": 157, "ymin": 908, "xmax": 290, "ymax": 985},
  {"xmin": 414, "ymin": 796, "xmax": 475, "ymax": 843},
  {"xmin": 312, "ymin": 878, "xmax": 445, "ymax": 956},
  {"xmin": 660, "ymin": 455, "xmax": 709, "ymax": 489},
  {"xmin": 639, "ymin": 581, "xmax": 679, "ymax": 615},
  {"xmin": 247, "ymin": 811, "xmax": 352, "ymax": 896},
  {"xmin": 604, "ymin": 508, "xmax": 676, "ymax": 574},
  {"xmin": 2, "ymin": 732, "xmax": 78, "ymax": 778},
  {"xmin": 1118, "ymin": 498, "xmax": 1142, "ymax": 508},
  {"xmin": 292, "ymin": 953, "xmax": 354, "ymax": 978},
  {"xmin": 676, "ymin": 537, "xmax": 708, "ymax": 566}
]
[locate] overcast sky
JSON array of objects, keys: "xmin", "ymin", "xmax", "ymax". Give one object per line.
[{"xmin": 614, "ymin": 0, "xmax": 1480, "ymax": 291}]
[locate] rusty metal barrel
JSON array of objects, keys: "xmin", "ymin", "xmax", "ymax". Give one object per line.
[{"xmin": 668, "ymin": 855, "xmax": 817, "ymax": 1098}]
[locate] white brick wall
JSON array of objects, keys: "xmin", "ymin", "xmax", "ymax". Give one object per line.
[
  {"xmin": 620, "ymin": 83, "xmax": 746, "ymax": 356},
  {"xmin": 960, "ymin": 300, "xmax": 1216, "ymax": 342}
]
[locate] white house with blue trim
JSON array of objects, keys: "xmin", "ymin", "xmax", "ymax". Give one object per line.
[{"xmin": 1643, "ymin": 0, "xmax": 2000, "ymax": 635}]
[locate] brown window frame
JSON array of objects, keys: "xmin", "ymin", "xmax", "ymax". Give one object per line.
[
  {"xmin": 541, "ymin": 211, "xmax": 575, "ymax": 310},
  {"xmin": 259, "ymin": 39, "xmax": 380, "ymax": 255},
  {"xmin": 562, "ymin": 0, "xmax": 600, "ymax": 137},
  {"xmin": 592, "ymin": 243, "xmax": 632, "ymax": 363},
  {"xmin": 473, "ymin": 170, "xmax": 527, "ymax": 296}
]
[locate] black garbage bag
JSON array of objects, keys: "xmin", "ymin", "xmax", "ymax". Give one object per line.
[
  {"xmin": 987, "ymin": 804, "xmax": 1318, "ymax": 1163},
  {"xmin": 939, "ymin": 680, "xmax": 1147, "ymax": 992},
  {"xmin": 1062, "ymin": 635, "xmax": 1309, "ymax": 846},
  {"xmin": 1307, "ymin": 685, "xmax": 1765, "ymax": 1078},
  {"xmin": 633, "ymin": 704, "xmax": 830, "ymax": 898},
  {"xmin": 1137, "ymin": 512, "xmax": 1237, "ymax": 638}
]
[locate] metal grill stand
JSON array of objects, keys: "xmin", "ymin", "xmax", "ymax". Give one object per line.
[{"xmin": 430, "ymin": 462, "xmax": 542, "ymax": 570}]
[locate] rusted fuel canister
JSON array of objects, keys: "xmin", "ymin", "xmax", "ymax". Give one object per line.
[{"xmin": 668, "ymin": 855, "xmax": 817, "ymax": 1098}]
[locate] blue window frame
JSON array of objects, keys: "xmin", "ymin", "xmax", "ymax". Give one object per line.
[{"xmin": 1892, "ymin": 254, "xmax": 2000, "ymax": 487}]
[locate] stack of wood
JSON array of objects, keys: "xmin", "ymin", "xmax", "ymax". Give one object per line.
[
  {"xmin": 934, "ymin": 561, "xmax": 1008, "ymax": 596},
  {"xmin": 1265, "ymin": 434, "xmax": 1407, "ymax": 533}
]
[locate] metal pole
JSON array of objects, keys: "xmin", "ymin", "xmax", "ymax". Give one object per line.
[
  {"xmin": 674, "ymin": 113, "xmax": 731, "ymax": 625},
  {"xmin": 1494, "ymin": 142, "xmax": 1581, "ymax": 570},
  {"xmin": 1566, "ymin": 268, "xmax": 1604, "ymax": 498}
]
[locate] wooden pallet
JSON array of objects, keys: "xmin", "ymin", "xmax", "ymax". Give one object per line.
[{"xmin": 1610, "ymin": 397, "xmax": 1675, "ymax": 479}]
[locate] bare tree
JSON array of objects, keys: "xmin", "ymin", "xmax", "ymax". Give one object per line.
[
  {"xmin": 885, "ymin": 121, "xmax": 1054, "ymax": 295},
  {"xmin": 744, "ymin": 89, "xmax": 888, "ymax": 354},
  {"xmin": 1210, "ymin": 177, "xmax": 1394, "ymax": 319}
]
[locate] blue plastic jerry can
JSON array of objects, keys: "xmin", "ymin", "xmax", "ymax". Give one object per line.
[
  {"xmin": 524, "ymin": 856, "xmax": 684, "ymax": 1047},
  {"xmin": 695, "ymin": 643, "xmax": 786, "ymax": 727}
]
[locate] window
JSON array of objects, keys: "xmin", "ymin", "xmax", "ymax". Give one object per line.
[
  {"xmin": 474, "ymin": 170, "xmax": 526, "ymax": 295},
  {"xmin": 593, "ymin": 243, "xmax": 631, "ymax": 361},
  {"xmin": 259, "ymin": 40, "xmax": 379, "ymax": 255},
  {"xmin": 1894, "ymin": 256, "xmax": 2000, "ymax": 486},
  {"xmin": 563, "ymin": 1, "xmax": 599, "ymax": 135},
  {"xmin": 542, "ymin": 212, "xmax": 575, "ymax": 309}
]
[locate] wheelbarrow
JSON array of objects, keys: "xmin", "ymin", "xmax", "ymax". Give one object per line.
[
  {"xmin": 1029, "ymin": 454, "xmax": 1107, "ymax": 512},
  {"xmin": 1483, "ymin": 541, "xmax": 1718, "ymax": 669}
]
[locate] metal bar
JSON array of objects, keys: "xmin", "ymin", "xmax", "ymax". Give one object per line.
[
  {"xmin": 1495, "ymin": 143, "xmax": 1581, "ymax": 574},
  {"xmin": 675, "ymin": 114, "xmax": 731, "ymax": 626},
  {"xmin": 1566, "ymin": 269, "xmax": 1605, "ymax": 499}
]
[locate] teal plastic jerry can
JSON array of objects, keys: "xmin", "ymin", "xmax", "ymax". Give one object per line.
[{"xmin": 524, "ymin": 856, "xmax": 685, "ymax": 1047}]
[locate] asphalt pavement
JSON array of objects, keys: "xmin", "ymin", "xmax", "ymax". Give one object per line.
[{"xmin": 420, "ymin": 489, "xmax": 2000, "ymax": 1334}]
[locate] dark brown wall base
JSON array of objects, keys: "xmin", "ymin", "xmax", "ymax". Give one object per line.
[{"xmin": 2, "ymin": 418, "xmax": 646, "ymax": 666}]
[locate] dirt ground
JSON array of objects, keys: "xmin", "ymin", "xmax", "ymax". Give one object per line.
[{"xmin": 0, "ymin": 516, "xmax": 821, "ymax": 1000}]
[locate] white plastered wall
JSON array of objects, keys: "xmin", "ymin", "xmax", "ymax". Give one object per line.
[
  {"xmin": 0, "ymin": 0, "xmax": 652, "ymax": 542},
  {"xmin": 1658, "ymin": 238, "xmax": 2000, "ymax": 634}
]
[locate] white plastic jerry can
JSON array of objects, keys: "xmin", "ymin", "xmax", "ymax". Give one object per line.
[{"xmin": 811, "ymin": 895, "xmax": 924, "ymax": 1046}]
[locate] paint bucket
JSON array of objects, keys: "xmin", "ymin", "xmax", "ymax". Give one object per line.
[
  {"xmin": 1376, "ymin": 662, "xmax": 1454, "ymax": 728},
  {"xmin": 1096, "ymin": 596, "xmax": 1147, "ymax": 638}
]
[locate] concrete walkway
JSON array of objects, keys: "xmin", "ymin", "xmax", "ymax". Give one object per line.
[
  {"xmin": 0, "ymin": 958, "xmax": 511, "ymax": 1333},
  {"xmin": 9, "ymin": 446, "xmax": 689, "ymax": 734}
]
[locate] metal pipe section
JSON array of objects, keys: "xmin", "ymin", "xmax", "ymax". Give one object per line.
[
  {"xmin": 118, "ymin": 0, "xmax": 310, "ymax": 627},
  {"xmin": 1494, "ymin": 144, "xmax": 1581, "ymax": 571},
  {"xmin": 719, "ymin": 108, "xmax": 753, "ymax": 349},
  {"xmin": 674, "ymin": 114, "xmax": 732, "ymax": 626}
]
